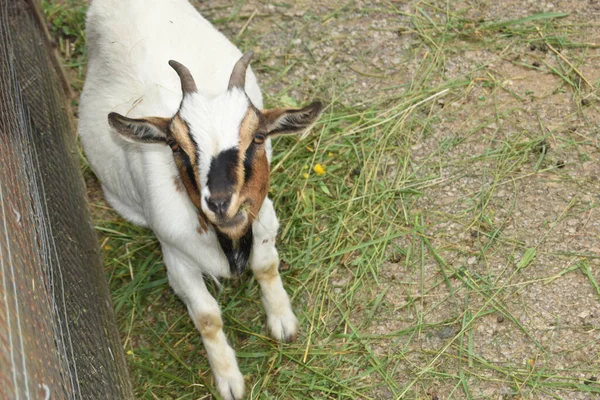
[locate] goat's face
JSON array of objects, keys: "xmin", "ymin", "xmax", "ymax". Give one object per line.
[{"xmin": 108, "ymin": 53, "xmax": 322, "ymax": 240}]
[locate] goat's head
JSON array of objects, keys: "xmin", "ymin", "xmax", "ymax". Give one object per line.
[{"xmin": 108, "ymin": 52, "xmax": 322, "ymax": 240}]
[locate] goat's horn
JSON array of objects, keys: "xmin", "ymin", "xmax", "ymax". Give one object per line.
[
  {"xmin": 169, "ymin": 60, "xmax": 197, "ymax": 94},
  {"xmin": 227, "ymin": 51, "xmax": 254, "ymax": 91}
]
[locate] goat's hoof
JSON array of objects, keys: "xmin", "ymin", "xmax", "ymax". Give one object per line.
[
  {"xmin": 267, "ymin": 311, "xmax": 298, "ymax": 342},
  {"xmin": 214, "ymin": 368, "xmax": 245, "ymax": 400}
]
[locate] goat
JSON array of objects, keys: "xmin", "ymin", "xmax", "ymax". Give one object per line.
[{"xmin": 78, "ymin": 1, "xmax": 322, "ymax": 398}]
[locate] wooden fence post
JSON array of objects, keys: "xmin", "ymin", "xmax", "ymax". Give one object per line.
[{"xmin": 0, "ymin": 1, "xmax": 134, "ymax": 398}]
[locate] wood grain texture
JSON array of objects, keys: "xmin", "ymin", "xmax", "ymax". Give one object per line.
[{"xmin": 0, "ymin": 1, "xmax": 133, "ymax": 398}]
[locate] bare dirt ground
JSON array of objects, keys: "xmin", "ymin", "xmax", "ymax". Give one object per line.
[{"xmin": 70, "ymin": 0, "xmax": 600, "ymax": 398}]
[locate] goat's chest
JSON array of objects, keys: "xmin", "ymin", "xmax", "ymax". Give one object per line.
[
  {"xmin": 143, "ymin": 164, "xmax": 232, "ymax": 277},
  {"xmin": 152, "ymin": 205, "xmax": 232, "ymax": 277}
]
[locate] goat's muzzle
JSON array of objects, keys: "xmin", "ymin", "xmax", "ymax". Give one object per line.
[{"xmin": 203, "ymin": 199, "xmax": 250, "ymax": 240}]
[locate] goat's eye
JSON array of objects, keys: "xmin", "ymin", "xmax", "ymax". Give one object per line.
[
  {"xmin": 167, "ymin": 140, "xmax": 181, "ymax": 152},
  {"xmin": 254, "ymin": 133, "xmax": 266, "ymax": 144}
]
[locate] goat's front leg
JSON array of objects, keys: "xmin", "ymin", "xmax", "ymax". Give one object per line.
[
  {"xmin": 162, "ymin": 247, "xmax": 244, "ymax": 400},
  {"xmin": 250, "ymin": 199, "xmax": 298, "ymax": 342}
]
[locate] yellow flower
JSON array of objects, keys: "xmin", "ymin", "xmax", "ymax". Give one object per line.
[
  {"xmin": 313, "ymin": 164, "xmax": 326, "ymax": 176},
  {"xmin": 302, "ymin": 173, "xmax": 309, "ymax": 179},
  {"xmin": 126, "ymin": 350, "xmax": 133, "ymax": 356},
  {"xmin": 104, "ymin": 244, "xmax": 112, "ymax": 251},
  {"xmin": 328, "ymin": 152, "xmax": 334, "ymax": 157}
]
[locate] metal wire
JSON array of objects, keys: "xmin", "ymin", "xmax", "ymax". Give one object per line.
[{"xmin": 0, "ymin": 1, "xmax": 133, "ymax": 398}]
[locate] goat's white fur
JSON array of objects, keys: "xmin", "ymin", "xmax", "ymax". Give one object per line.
[{"xmin": 79, "ymin": 1, "xmax": 298, "ymax": 399}]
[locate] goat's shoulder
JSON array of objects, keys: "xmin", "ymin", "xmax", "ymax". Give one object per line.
[{"xmin": 139, "ymin": 149, "xmax": 197, "ymax": 231}]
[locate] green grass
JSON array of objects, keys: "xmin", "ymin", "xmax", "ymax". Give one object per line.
[
  {"xmin": 46, "ymin": 1, "xmax": 600, "ymax": 399},
  {"xmin": 42, "ymin": 0, "xmax": 87, "ymax": 90}
]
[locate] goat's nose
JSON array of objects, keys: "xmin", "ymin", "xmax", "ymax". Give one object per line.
[{"xmin": 206, "ymin": 197, "xmax": 231, "ymax": 217}]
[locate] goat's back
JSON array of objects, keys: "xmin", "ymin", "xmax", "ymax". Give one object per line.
[{"xmin": 84, "ymin": 0, "xmax": 262, "ymax": 116}]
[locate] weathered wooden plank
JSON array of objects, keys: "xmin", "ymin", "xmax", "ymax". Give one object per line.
[{"xmin": 0, "ymin": 1, "xmax": 133, "ymax": 398}]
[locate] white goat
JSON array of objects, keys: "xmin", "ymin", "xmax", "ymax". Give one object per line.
[{"xmin": 79, "ymin": 1, "xmax": 322, "ymax": 398}]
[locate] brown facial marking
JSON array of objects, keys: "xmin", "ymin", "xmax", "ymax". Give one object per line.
[
  {"xmin": 173, "ymin": 175, "xmax": 184, "ymax": 193},
  {"xmin": 236, "ymin": 108, "xmax": 260, "ymax": 190},
  {"xmin": 239, "ymin": 108, "xmax": 260, "ymax": 153},
  {"xmin": 234, "ymin": 108, "xmax": 270, "ymax": 227},
  {"xmin": 197, "ymin": 212, "xmax": 209, "ymax": 234},
  {"xmin": 174, "ymin": 154, "xmax": 202, "ymax": 208},
  {"xmin": 169, "ymin": 115, "xmax": 210, "ymax": 232},
  {"xmin": 240, "ymin": 143, "xmax": 270, "ymax": 222},
  {"xmin": 170, "ymin": 116, "xmax": 196, "ymax": 162},
  {"xmin": 194, "ymin": 313, "xmax": 223, "ymax": 341}
]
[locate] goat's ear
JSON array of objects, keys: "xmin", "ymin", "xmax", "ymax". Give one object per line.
[
  {"xmin": 108, "ymin": 112, "xmax": 170, "ymax": 144},
  {"xmin": 262, "ymin": 101, "xmax": 323, "ymax": 138}
]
